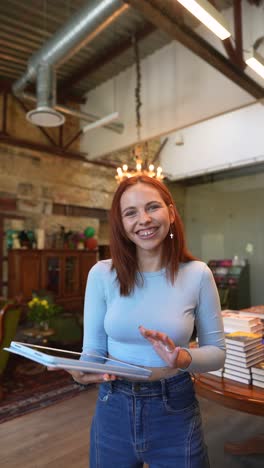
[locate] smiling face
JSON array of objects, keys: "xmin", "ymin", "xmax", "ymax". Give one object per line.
[{"xmin": 120, "ymin": 182, "xmax": 175, "ymax": 263}]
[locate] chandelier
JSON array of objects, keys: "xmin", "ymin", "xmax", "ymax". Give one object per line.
[{"xmin": 116, "ymin": 37, "xmax": 163, "ymax": 183}]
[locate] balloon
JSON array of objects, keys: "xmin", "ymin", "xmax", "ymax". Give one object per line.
[
  {"xmin": 84, "ymin": 227, "xmax": 95, "ymax": 238},
  {"xmin": 85, "ymin": 237, "xmax": 98, "ymax": 250}
]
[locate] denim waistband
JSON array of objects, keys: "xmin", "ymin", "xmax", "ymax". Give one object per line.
[{"xmin": 104, "ymin": 371, "xmax": 191, "ymax": 396}]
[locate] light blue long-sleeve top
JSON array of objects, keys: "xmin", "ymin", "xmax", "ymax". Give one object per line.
[{"xmin": 82, "ymin": 259, "xmax": 226, "ymax": 373}]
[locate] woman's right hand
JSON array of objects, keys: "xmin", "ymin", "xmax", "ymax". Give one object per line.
[
  {"xmin": 47, "ymin": 366, "xmax": 117, "ymax": 384},
  {"xmin": 66, "ymin": 369, "xmax": 117, "ymax": 384}
]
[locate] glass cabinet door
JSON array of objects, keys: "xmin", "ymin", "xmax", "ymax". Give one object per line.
[
  {"xmin": 64, "ymin": 255, "xmax": 79, "ymax": 295},
  {"xmin": 44, "ymin": 256, "xmax": 60, "ymax": 295}
]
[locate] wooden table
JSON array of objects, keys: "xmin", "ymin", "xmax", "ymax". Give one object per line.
[
  {"xmin": 194, "ymin": 373, "xmax": 264, "ymax": 455},
  {"xmin": 23, "ymin": 327, "xmax": 55, "ymax": 344}
]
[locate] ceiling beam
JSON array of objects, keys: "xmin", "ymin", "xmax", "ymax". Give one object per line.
[
  {"xmin": 234, "ymin": 0, "xmax": 243, "ymax": 64},
  {"xmin": 0, "ymin": 78, "xmax": 12, "ymax": 93},
  {"xmin": 125, "ymin": 0, "xmax": 264, "ymax": 99},
  {"xmin": 61, "ymin": 22, "xmax": 156, "ymax": 99},
  {"xmin": 0, "ymin": 132, "xmax": 88, "ymax": 162},
  {"xmin": 14, "ymin": 96, "xmax": 58, "ymax": 147},
  {"xmin": 209, "ymin": 0, "xmax": 244, "ymax": 69},
  {"xmin": 0, "ymin": 132, "xmax": 122, "ymax": 170}
]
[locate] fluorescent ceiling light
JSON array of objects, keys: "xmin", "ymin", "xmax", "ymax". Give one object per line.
[
  {"xmin": 177, "ymin": 0, "xmax": 231, "ymax": 40},
  {"xmin": 245, "ymin": 49, "xmax": 264, "ymax": 79},
  {"xmin": 82, "ymin": 112, "xmax": 119, "ymax": 133}
]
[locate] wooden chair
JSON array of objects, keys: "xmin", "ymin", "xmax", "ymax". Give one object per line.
[{"xmin": 0, "ymin": 299, "xmax": 23, "ymax": 400}]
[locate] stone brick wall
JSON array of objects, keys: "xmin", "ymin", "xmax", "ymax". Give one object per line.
[
  {"xmin": 0, "ymin": 142, "xmax": 116, "ymax": 243},
  {"xmin": 0, "ymin": 96, "xmax": 186, "ymax": 246},
  {"xmin": 0, "ymin": 94, "xmax": 118, "ymax": 244}
]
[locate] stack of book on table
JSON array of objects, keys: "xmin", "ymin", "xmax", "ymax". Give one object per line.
[
  {"xmin": 239, "ymin": 305, "xmax": 264, "ymax": 328},
  {"xmin": 221, "ymin": 310, "xmax": 263, "ymax": 334},
  {"xmin": 223, "ymin": 331, "xmax": 263, "ymax": 384},
  {"xmin": 251, "ymin": 361, "xmax": 264, "ymax": 389}
]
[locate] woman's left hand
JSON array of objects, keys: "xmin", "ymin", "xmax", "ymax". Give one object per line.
[{"xmin": 139, "ymin": 325, "xmax": 191, "ymax": 369}]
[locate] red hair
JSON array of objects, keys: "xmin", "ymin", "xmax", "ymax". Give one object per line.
[{"xmin": 109, "ymin": 175, "xmax": 195, "ymax": 295}]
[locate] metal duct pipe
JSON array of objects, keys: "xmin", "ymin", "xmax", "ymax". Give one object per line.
[
  {"xmin": 22, "ymin": 92, "xmax": 124, "ymax": 134},
  {"xmin": 26, "ymin": 63, "xmax": 65, "ymax": 127},
  {"xmin": 13, "ymin": 0, "xmax": 124, "ymax": 95},
  {"xmin": 12, "ymin": 0, "xmax": 126, "ymax": 130},
  {"xmin": 36, "ymin": 64, "xmax": 56, "ymax": 109}
]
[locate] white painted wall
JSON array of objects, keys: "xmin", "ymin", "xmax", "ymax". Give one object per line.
[
  {"xmin": 161, "ymin": 102, "xmax": 264, "ymax": 179},
  {"xmin": 81, "ymin": 41, "xmax": 252, "ymax": 158},
  {"xmin": 80, "ymin": 1, "xmax": 264, "ymax": 160}
]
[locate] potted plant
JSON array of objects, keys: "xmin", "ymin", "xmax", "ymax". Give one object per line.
[{"xmin": 27, "ymin": 294, "xmax": 61, "ymax": 330}]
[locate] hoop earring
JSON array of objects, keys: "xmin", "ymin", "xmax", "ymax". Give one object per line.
[{"xmin": 169, "ymin": 226, "xmax": 174, "ymax": 239}]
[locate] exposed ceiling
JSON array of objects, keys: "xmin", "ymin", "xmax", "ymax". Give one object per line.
[
  {"xmin": 1, "ymin": 0, "xmax": 263, "ymax": 102},
  {"xmin": 0, "ymin": 0, "xmax": 170, "ymax": 100},
  {"xmin": 0, "ymin": 0, "xmax": 264, "ymax": 165}
]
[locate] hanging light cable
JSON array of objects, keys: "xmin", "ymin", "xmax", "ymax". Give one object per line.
[{"xmin": 116, "ymin": 36, "xmax": 163, "ymax": 183}]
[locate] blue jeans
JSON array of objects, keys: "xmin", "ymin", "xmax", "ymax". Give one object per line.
[{"xmin": 90, "ymin": 372, "xmax": 210, "ymax": 468}]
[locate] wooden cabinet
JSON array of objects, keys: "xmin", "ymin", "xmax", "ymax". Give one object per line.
[
  {"xmin": 8, "ymin": 249, "xmax": 97, "ymax": 312},
  {"xmin": 98, "ymin": 244, "xmax": 111, "ymax": 261}
]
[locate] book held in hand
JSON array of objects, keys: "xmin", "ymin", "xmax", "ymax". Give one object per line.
[{"xmin": 4, "ymin": 341, "xmax": 152, "ymax": 380}]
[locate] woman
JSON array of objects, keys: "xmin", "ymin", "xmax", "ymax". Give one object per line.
[{"xmin": 70, "ymin": 175, "xmax": 225, "ymax": 467}]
